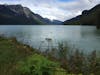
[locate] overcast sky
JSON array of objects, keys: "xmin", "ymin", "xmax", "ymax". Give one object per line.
[{"xmin": 0, "ymin": 0, "xmax": 100, "ymax": 21}]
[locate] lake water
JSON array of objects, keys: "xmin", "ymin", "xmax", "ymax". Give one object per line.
[{"xmin": 0, "ymin": 25, "xmax": 100, "ymax": 52}]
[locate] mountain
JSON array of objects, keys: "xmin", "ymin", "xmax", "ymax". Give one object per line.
[
  {"xmin": 63, "ymin": 15, "xmax": 81, "ymax": 25},
  {"xmin": 51, "ymin": 20, "xmax": 62, "ymax": 25},
  {"xmin": 0, "ymin": 4, "xmax": 62, "ymax": 25},
  {"xmin": 64, "ymin": 4, "xmax": 100, "ymax": 29},
  {"xmin": 43, "ymin": 18, "xmax": 62, "ymax": 25}
]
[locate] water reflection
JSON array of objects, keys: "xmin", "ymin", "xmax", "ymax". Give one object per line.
[{"xmin": 0, "ymin": 25, "xmax": 100, "ymax": 52}]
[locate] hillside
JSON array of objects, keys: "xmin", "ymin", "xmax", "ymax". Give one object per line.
[
  {"xmin": 64, "ymin": 4, "xmax": 100, "ymax": 29},
  {"xmin": 0, "ymin": 4, "xmax": 62, "ymax": 25}
]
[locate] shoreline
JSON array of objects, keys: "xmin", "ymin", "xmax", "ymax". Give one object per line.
[{"xmin": 0, "ymin": 36, "xmax": 100, "ymax": 75}]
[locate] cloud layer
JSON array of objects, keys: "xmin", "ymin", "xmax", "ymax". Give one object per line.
[{"xmin": 0, "ymin": 0, "xmax": 100, "ymax": 21}]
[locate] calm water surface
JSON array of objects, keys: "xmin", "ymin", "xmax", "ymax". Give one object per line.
[{"xmin": 0, "ymin": 25, "xmax": 100, "ymax": 52}]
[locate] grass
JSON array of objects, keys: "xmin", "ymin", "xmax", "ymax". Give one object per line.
[
  {"xmin": 0, "ymin": 37, "xmax": 35, "ymax": 75},
  {"xmin": 17, "ymin": 54, "xmax": 61, "ymax": 75},
  {"xmin": 0, "ymin": 37, "xmax": 66, "ymax": 75},
  {"xmin": 0, "ymin": 36, "xmax": 100, "ymax": 75}
]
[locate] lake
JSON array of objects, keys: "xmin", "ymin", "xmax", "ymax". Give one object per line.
[{"xmin": 0, "ymin": 25, "xmax": 100, "ymax": 53}]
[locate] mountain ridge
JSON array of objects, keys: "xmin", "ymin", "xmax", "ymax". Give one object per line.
[
  {"xmin": 0, "ymin": 4, "xmax": 62, "ymax": 25},
  {"xmin": 64, "ymin": 4, "xmax": 100, "ymax": 29}
]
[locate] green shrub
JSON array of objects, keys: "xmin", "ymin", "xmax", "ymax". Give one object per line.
[{"xmin": 17, "ymin": 54, "xmax": 59, "ymax": 75}]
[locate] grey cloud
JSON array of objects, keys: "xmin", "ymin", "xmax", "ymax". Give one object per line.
[{"xmin": 0, "ymin": 0, "xmax": 100, "ymax": 21}]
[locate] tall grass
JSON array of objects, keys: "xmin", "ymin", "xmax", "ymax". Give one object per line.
[
  {"xmin": 42, "ymin": 42, "xmax": 100, "ymax": 75},
  {"xmin": 0, "ymin": 37, "xmax": 100, "ymax": 75}
]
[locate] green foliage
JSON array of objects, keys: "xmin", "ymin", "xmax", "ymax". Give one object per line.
[
  {"xmin": 0, "ymin": 37, "xmax": 100, "ymax": 75},
  {"xmin": 0, "ymin": 37, "xmax": 34, "ymax": 75},
  {"xmin": 17, "ymin": 54, "xmax": 60, "ymax": 75}
]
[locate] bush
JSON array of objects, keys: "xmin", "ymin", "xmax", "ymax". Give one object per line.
[{"xmin": 16, "ymin": 54, "xmax": 60, "ymax": 75}]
